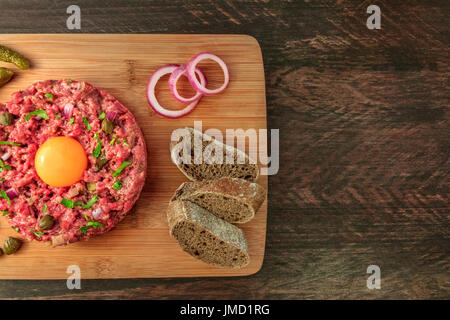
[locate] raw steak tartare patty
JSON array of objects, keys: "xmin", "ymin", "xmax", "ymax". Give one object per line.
[{"xmin": 0, "ymin": 80, "xmax": 147, "ymax": 245}]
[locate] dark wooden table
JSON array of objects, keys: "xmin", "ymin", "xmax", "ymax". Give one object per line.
[{"xmin": 0, "ymin": 0, "xmax": 448, "ymax": 299}]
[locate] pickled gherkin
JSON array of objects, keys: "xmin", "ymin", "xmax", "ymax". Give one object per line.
[
  {"xmin": 0, "ymin": 67, "xmax": 13, "ymax": 87},
  {"xmin": 0, "ymin": 45, "xmax": 30, "ymax": 70}
]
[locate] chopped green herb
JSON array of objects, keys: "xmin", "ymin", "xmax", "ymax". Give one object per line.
[
  {"xmin": 112, "ymin": 179, "xmax": 122, "ymax": 191},
  {"xmin": 79, "ymin": 226, "xmax": 89, "ymax": 233},
  {"xmin": 43, "ymin": 204, "xmax": 47, "ymax": 214},
  {"xmin": 12, "ymin": 226, "xmax": 19, "ymax": 232},
  {"xmin": 80, "ymin": 220, "xmax": 103, "ymax": 234},
  {"xmin": 89, "ymin": 221, "xmax": 102, "ymax": 228},
  {"xmin": 80, "ymin": 214, "xmax": 103, "ymax": 233},
  {"xmin": 122, "ymin": 139, "xmax": 130, "ymax": 147},
  {"xmin": 109, "ymin": 136, "xmax": 117, "ymax": 146},
  {"xmin": 54, "ymin": 113, "xmax": 60, "ymax": 119},
  {"xmin": 0, "ymin": 140, "xmax": 21, "ymax": 146},
  {"xmin": 44, "ymin": 93, "xmax": 54, "ymax": 101},
  {"xmin": 2, "ymin": 210, "xmax": 8, "ymax": 216},
  {"xmin": 67, "ymin": 78, "xmax": 72, "ymax": 85},
  {"xmin": 30, "ymin": 230, "xmax": 44, "ymax": 238},
  {"xmin": 25, "ymin": 109, "xmax": 49, "ymax": 121},
  {"xmin": 60, "ymin": 196, "xmax": 98, "ymax": 210},
  {"xmin": 82, "ymin": 117, "xmax": 91, "ymax": 131},
  {"xmin": 1, "ymin": 190, "xmax": 11, "ymax": 207},
  {"xmin": 82, "ymin": 195, "xmax": 98, "ymax": 209},
  {"xmin": 92, "ymin": 133, "xmax": 102, "ymax": 158},
  {"xmin": 98, "ymin": 112, "xmax": 106, "ymax": 120},
  {"xmin": 69, "ymin": 117, "xmax": 74, "ymax": 125},
  {"xmin": 112, "ymin": 161, "xmax": 132, "ymax": 178},
  {"xmin": 0, "ymin": 158, "xmax": 12, "ymax": 171},
  {"xmin": 60, "ymin": 198, "xmax": 74, "ymax": 208}
]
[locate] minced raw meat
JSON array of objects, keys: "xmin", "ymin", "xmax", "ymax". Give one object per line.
[{"xmin": 0, "ymin": 80, "xmax": 147, "ymax": 246}]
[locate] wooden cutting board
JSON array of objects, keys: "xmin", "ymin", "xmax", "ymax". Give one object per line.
[{"xmin": 0, "ymin": 34, "xmax": 267, "ymax": 279}]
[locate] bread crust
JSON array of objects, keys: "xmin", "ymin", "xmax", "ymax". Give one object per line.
[
  {"xmin": 170, "ymin": 127, "xmax": 260, "ymax": 182},
  {"xmin": 167, "ymin": 200, "xmax": 250, "ymax": 268}
]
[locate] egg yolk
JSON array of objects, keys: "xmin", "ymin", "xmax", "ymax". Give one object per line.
[{"xmin": 35, "ymin": 137, "xmax": 88, "ymax": 187}]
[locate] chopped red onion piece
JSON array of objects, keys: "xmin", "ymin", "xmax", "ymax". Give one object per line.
[
  {"xmin": 92, "ymin": 207, "xmax": 103, "ymax": 219},
  {"xmin": 106, "ymin": 111, "xmax": 117, "ymax": 122},
  {"xmin": 6, "ymin": 188, "xmax": 18, "ymax": 199},
  {"xmin": 63, "ymin": 103, "xmax": 74, "ymax": 118},
  {"xmin": 1, "ymin": 152, "xmax": 11, "ymax": 161}
]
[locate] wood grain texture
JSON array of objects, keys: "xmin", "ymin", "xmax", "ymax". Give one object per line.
[
  {"xmin": 0, "ymin": 0, "xmax": 448, "ymax": 299},
  {"xmin": 0, "ymin": 34, "xmax": 267, "ymax": 279}
]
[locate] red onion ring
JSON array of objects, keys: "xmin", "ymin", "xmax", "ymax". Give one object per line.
[
  {"xmin": 63, "ymin": 103, "xmax": 74, "ymax": 118},
  {"xmin": 146, "ymin": 64, "xmax": 205, "ymax": 119},
  {"xmin": 186, "ymin": 52, "xmax": 229, "ymax": 95},
  {"xmin": 168, "ymin": 64, "xmax": 207, "ymax": 103}
]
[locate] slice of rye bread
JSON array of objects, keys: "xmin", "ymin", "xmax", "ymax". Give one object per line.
[
  {"xmin": 171, "ymin": 177, "xmax": 266, "ymax": 224},
  {"xmin": 170, "ymin": 127, "xmax": 259, "ymax": 182},
  {"xmin": 167, "ymin": 200, "xmax": 250, "ymax": 269}
]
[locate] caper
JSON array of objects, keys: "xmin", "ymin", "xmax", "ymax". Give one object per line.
[
  {"xmin": 0, "ymin": 112, "xmax": 13, "ymax": 126},
  {"xmin": 86, "ymin": 182, "xmax": 96, "ymax": 192},
  {"xmin": 101, "ymin": 119, "xmax": 114, "ymax": 134},
  {"xmin": 94, "ymin": 154, "xmax": 109, "ymax": 172},
  {"xmin": 3, "ymin": 237, "xmax": 22, "ymax": 255},
  {"xmin": 38, "ymin": 215, "xmax": 55, "ymax": 231}
]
